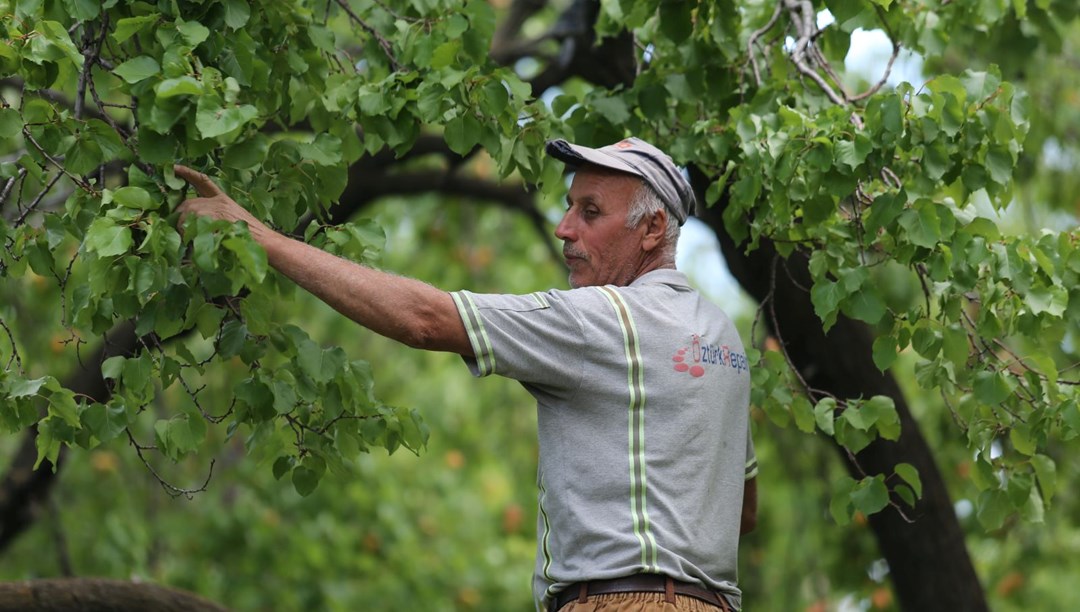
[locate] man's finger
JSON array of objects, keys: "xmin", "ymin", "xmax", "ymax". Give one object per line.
[{"xmin": 173, "ymin": 164, "xmax": 224, "ymax": 198}]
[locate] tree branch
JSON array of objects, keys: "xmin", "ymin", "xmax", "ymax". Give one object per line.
[{"xmin": 0, "ymin": 578, "xmax": 229, "ymax": 612}]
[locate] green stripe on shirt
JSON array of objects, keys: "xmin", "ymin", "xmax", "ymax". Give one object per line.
[
  {"xmin": 597, "ymin": 286, "xmax": 659, "ymax": 573},
  {"xmin": 451, "ymin": 292, "xmax": 494, "ymax": 376}
]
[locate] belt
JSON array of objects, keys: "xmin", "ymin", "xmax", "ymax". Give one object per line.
[{"xmin": 551, "ymin": 575, "xmax": 732, "ymax": 612}]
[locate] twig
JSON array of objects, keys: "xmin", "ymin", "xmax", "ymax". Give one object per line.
[
  {"xmin": 127, "ymin": 429, "xmax": 216, "ymax": 499},
  {"xmin": 332, "ymin": 0, "xmax": 402, "ymax": 71},
  {"xmin": 747, "ymin": 1, "xmax": 784, "ymax": 87},
  {"xmin": 13, "ymin": 171, "xmax": 62, "ymax": 226},
  {"xmin": 21, "ymin": 129, "xmax": 97, "ymax": 194},
  {"xmin": 783, "ymin": 0, "xmax": 847, "ymax": 106},
  {"xmin": 0, "ymin": 167, "xmax": 27, "ymax": 206},
  {"xmin": 850, "ymin": 1, "xmax": 902, "ymax": 104},
  {"xmin": 0, "ymin": 317, "xmax": 22, "ymax": 372}
]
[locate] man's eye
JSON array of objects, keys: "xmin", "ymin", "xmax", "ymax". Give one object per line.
[{"xmin": 584, "ymin": 208, "xmax": 599, "ymax": 218}]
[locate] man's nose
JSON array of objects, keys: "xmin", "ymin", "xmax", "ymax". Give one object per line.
[{"xmin": 554, "ymin": 211, "xmax": 574, "ymax": 241}]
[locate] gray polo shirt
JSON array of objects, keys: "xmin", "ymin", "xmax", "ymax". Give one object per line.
[{"xmin": 451, "ymin": 269, "xmax": 756, "ymax": 610}]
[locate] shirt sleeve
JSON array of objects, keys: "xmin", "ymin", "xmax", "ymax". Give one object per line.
[{"xmin": 451, "ymin": 289, "xmax": 587, "ymax": 392}]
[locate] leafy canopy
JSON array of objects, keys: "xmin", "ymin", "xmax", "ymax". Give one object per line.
[{"xmin": 0, "ymin": 0, "xmax": 1077, "ymax": 530}]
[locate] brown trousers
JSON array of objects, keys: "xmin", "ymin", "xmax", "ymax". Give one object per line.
[{"xmin": 556, "ymin": 592, "xmax": 728, "ymax": 612}]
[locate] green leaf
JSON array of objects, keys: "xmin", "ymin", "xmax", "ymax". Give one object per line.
[
  {"xmin": 177, "ymin": 19, "xmax": 210, "ymax": 47},
  {"xmin": 810, "ymin": 280, "xmax": 843, "ymax": 331},
  {"xmin": 223, "ymin": 135, "xmax": 269, "ymax": 169},
  {"xmin": 872, "ymin": 335, "xmax": 898, "ymax": 371},
  {"xmin": 1025, "ymin": 285, "xmax": 1067, "ymax": 317},
  {"xmin": 829, "ymin": 476, "xmax": 856, "ymax": 525},
  {"xmin": 37, "ymin": 21, "xmax": 84, "ymax": 69},
  {"xmin": 591, "ymin": 95, "xmax": 630, "ymax": 124},
  {"xmin": 222, "ymin": 235, "xmax": 268, "ymax": 282},
  {"xmin": 977, "ymin": 489, "xmax": 1010, "ymax": 530},
  {"xmin": 113, "ymin": 14, "xmax": 161, "ymax": 44},
  {"xmin": 34, "ymin": 419, "xmax": 61, "ymax": 470},
  {"xmin": 791, "ymin": 395, "xmax": 816, "ymax": 434},
  {"xmin": 899, "ymin": 201, "xmax": 942, "ymax": 247},
  {"xmin": 894, "ymin": 463, "xmax": 923, "ymax": 499},
  {"xmin": 297, "ymin": 340, "xmax": 347, "ymax": 384},
  {"xmin": 0, "ymin": 107, "xmax": 21, "ymax": 139},
  {"xmin": 9, "ymin": 376, "xmax": 48, "ymax": 398},
  {"xmin": 61, "ymin": 0, "xmax": 100, "ymax": 20},
  {"xmin": 941, "ymin": 325, "xmax": 969, "ymax": 367},
  {"xmin": 297, "ymin": 133, "xmax": 342, "ymax": 166},
  {"xmin": 112, "ymin": 186, "xmax": 154, "ymax": 210},
  {"xmin": 911, "ymin": 324, "xmax": 941, "ymax": 359},
  {"xmin": 430, "ymin": 41, "xmax": 460, "ymax": 70},
  {"xmin": 865, "ymin": 191, "xmax": 904, "ymax": 233},
  {"xmin": 846, "ymin": 288, "xmax": 886, "ymax": 324},
  {"xmin": 223, "ymin": 0, "xmax": 252, "ymax": 29},
  {"xmin": 65, "ymin": 137, "xmax": 103, "ymax": 175},
  {"xmin": 48, "ymin": 391, "xmax": 80, "ymax": 428},
  {"xmin": 1009, "ymin": 423, "xmax": 1035, "ymax": 456},
  {"xmin": 866, "ymin": 395, "xmax": 900, "ymax": 440},
  {"xmin": 81, "ymin": 401, "xmax": 128, "ymax": 442},
  {"xmin": 155, "ymin": 76, "xmax": 203, "ymax": 98},
  {"xmin": 814, "ymin": 397, "xmax": 837, "ymax": 436},
  {"xmin": 443, "ymin": 113, "xmax": 479, "ymax": 156},
  {"xmin": 217, "ymin": 319, "xmax": 248, "ymax": 359},
  {"xmin": 658, "ymin": 0, "xmax": 693, "ymax": 42},
  {"xmin": 835, "ymin": 135, "xmax": 871, "ymax": 170},
  {"xmin": 113, "ymin": 56, "xmax": 160, "ymax": 84},
  {"xmin": 196, "ymin": 98, "xmax": 259, "ymax": 138},
  {"xmin": 84, "ymin": 217, "xmax": 133, "ymax": 257},
  {"xmin": 1031, "ymin": 454, "xmax": 1056, "ymax": 506},
  {"xmin": 101, "ymin": 356, "xmax": 125, "ymax": 380},
  {"xmin": 272, "ymin": 376, "xmax": 298, "ymax": 415},
  {"xmin": 272, "ymin": 456, "xmax": 294, "ymax": 480},
  {"xmin": 292, "ymin": 465, "xmax": 320, "ymax": 496},
  {"xmin": 974, "ymin": 370, "xmax": 1013, "ymax": 405},
  {"xmin": 985, "ymin": 147, "xmax": 1013, "ymax": 185},
  {"xmin": 842, "ymin": 403, "xmax": 874, "ymax": 431},
  {"xmin": 851, "ymin": 476, "xmax": 889, "ymax": 515}
]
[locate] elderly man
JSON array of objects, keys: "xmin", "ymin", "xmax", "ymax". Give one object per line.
[{"xmin": 175, "ymin": 137, "xmax": 757, "ymax": 612}]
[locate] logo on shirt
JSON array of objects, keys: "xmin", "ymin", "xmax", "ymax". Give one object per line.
[{"xmin": 671, "ymin": 334, "xmax": 749, "ymax": 378}]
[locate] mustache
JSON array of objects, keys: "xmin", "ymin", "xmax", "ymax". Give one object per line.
[{"xmin": 563, "ymin": 247, "xmax": 587, "ymax": 260}]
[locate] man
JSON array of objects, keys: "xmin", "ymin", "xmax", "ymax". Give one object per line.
[{"xmin": 175, "ymin": 136, "xmax": 757, "ymax": 612}]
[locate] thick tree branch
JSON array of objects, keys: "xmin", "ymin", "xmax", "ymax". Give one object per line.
[{"xmin": 0, "ymin": 578, "xmax": 229, "ymax": 612}]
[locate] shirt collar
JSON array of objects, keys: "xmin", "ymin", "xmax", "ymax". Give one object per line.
[{"xmin": 629, "ymin": 268, "xmax": 691, "ymax": 290}]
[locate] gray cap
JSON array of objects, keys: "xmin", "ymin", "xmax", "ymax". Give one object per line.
[{"xmin": 545, "ymin": 137, "xmax": 696, "ymax": 225}]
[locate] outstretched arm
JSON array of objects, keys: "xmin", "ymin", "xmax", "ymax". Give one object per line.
[{"xmin": 174, "ymin": 165, "xmax": 473, "ymax": 356}]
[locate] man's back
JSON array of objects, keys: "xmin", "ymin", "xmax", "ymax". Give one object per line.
[{"xmin": 453, "ymin": 269, "xmax": 754, "ymax": 609}]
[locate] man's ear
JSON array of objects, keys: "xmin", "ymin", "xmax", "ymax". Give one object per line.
[{"xmin": 641, "ymin": 208, "xmax": 668, "ymax": 252}]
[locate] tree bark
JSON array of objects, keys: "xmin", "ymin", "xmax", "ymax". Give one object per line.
[
  {"xmin": 0, "ymin": 578, "xmax": 228, "ymax": 612},
  {"xmin": 691, "ymin": 167, "xmax": 988, "ymax": 611}
]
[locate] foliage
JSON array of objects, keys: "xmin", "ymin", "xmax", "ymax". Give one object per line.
[{"xmin": 1, "ymin": 0, "xmax": 1080, "ymax": 609}]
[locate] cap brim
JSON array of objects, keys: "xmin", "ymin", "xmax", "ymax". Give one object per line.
[{"xmin": 545, "ymin": 139, "xmax": 644, "ymax": 179}]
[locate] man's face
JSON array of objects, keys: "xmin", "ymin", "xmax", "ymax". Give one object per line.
[{"xmin": 555, "ymin": 167, "xmax": 648, "ymax": 288}]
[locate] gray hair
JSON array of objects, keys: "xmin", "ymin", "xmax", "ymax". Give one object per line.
[{"xmin": 626, "ymin": 181, "xmax": 680, "ymax": 258}]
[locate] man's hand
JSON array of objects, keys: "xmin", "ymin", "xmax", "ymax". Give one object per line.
[{"xmin": 173, "ymin": 164, "xmax": 267, "ymax": 235}]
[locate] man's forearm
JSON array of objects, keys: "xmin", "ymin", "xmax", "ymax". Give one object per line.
[
  {"xmin": 172, "ymin": 165, "xmax": 471, "ymax": 356},
  {"xmin": 257, "ymin": 229, "xmax": 472, "ymax": 356}
]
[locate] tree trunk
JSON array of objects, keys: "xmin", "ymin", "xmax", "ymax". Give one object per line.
[
  {"xmin": 0, "ymin": 578, "xmax": 228, "ymax": 612},
  {"xmin": 691, "ymin": 167, "xmax": 988, "ymax": 611}
]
